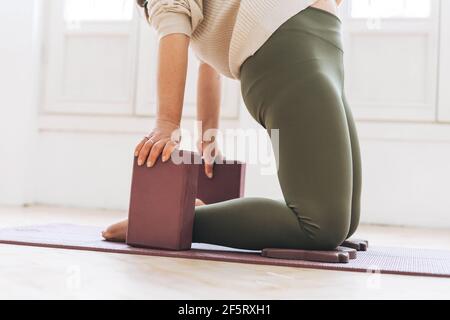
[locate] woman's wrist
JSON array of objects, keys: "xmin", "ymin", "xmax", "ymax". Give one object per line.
[
  {"xmin": 197, "ymin": 118, "xmax": 219, "ymax": 136},
  {"xmin": 155, "ymin": 117, "xmax": 180, "ymax": 129},
  {"xmin": 152, "ymin": 117, "xmax": 181, "ymax": 145}
]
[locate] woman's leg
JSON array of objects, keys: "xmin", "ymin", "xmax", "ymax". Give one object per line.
[
  {"xmin": 104, "ymin": 7, "xmax": 362, "ymax": 249},
  {"xmin": 342, "ymin": 93, "xmax": 362, "ymax": 239},
  {"xmin": 193, "ymin": 73, "xmax": 353, "ymax": 250},
  {"xmin": 193, "ymin": 7, "xmax": 356, "ymax": 251}
]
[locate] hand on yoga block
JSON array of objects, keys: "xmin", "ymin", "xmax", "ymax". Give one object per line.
[
  {"xmin": 127, "ymin": 150, "xmax": 201, "ymax": 250},
  {"xmin": 197, "ymin": 160, "xmax": 246, "ymax": 204}
]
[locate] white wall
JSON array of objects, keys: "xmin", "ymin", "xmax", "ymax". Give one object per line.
[
  {"xmin": 358, "ymin": 125, "xmax": 450, "ymax": 228},
  {"xmin": 0, "ymin": 1, "xmax": 39, "ymax": 205}
]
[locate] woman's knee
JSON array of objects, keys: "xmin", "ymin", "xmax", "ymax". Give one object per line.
[
  {"xmin": 346, "ymin": 206, "xmax": 361, "ymax": 240},
  {"xmin": 315, "ymin": 226, "xmax": 349, "ymax": 250},
  {"xmin": 298, "ymin": 202, "xmax": 351, "ymax": 250}
]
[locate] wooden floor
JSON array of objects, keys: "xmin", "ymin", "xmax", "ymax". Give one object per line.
[{"xmin": 0, "ymin": 205, "xmax": 449, "ymax": 300}]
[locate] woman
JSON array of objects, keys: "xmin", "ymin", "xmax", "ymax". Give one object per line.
[{"xmin": 103, "ymin": 0, "xmax": 362, "ymax": 251}]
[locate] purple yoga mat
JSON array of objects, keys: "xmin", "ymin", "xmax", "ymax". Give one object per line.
[{"xmin": 0, "ymin": 224, "xmax": 449, "ymax": 278}]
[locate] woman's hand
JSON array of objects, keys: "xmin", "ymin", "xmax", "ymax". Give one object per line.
[
  {"xmin": 135, "ymin": 33, "xmax": 190, "ymax": 167},
  {"xmin": 197, "ymin": 137, "xmax": 222, "ymax": 179},
  {"xmin": 135, "ymin": 119, "xmax": 181, "ymax": 167},
  {"xmin": 197, "ymin": 62, "xmax": 222, "ymax": 178}
]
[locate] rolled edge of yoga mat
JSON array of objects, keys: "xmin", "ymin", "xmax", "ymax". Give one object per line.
[
  {"xmin": 197, "ymin": 159, "xmax": 246, "ymax": 204},
  {"xmin": 127, "ymin": 150, "xmax": 201, "ymax": 251}
]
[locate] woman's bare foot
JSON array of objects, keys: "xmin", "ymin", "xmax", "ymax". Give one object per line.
[
  {"xmin": 102, "ymin": 219, "xmax": 128, "ymax": 242},
  {"xmin": 102, "ymin": 198, "xmax": 206, "ymax": 242},
  {"xmin": 195, "ymin": 198, "xmax": 205, "ymax": 206}
]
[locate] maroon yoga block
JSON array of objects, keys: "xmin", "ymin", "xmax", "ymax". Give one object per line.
[
  {"xmin": 127, "ymin": 150, "xmax": 201, "ymax": 250},
  {"xmin": 197, "ymin": 160, "xmax": 246, "ymax": 204}
]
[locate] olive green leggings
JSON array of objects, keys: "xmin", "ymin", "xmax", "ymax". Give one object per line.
[{"xmin": 193, "ymin": 7, "xmax": 362, "ymax": 250}]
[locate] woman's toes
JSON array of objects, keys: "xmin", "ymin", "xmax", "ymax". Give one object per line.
[
  {"xmin": 102, "ymin": 229, "xmax": 114, "ymax": 241},
  {"xmin": 195, "ymin": 198, "xmax": 206, "ymax": 206},
  {"xmin": 102, "ymin": 219, "xmax": 128, "ymax": 242},
  {"xmin": 102, "ymin": 230, "xmax": 112, "ymax": 240}
]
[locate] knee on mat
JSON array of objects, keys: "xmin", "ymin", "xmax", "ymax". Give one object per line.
[
  {"xmin": 314, "ymin": 227, "xmax": 348, "ymax": 250},
  {"xmin": 346, "ymin": 221, "xmax": 359, "ymax": 241},
  {"xmin": 304, "ymin": 206, "xmax": 351, "ymax": 250}
]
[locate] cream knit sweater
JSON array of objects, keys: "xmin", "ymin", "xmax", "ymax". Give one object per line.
[{"xmin": 146, "ymin": 0, "xmax": 316, "ymax": 79}]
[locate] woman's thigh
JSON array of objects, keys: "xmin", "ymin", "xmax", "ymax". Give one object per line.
[{"xmin": 265, "ymin": 69, "xmax": 353, "ymax": 246}]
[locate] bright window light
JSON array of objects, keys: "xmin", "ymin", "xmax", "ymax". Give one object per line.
[
  {"xmin": 351, "ymin": 0, "xmax": 431, "ymax": 18},
  {"xmin": 64, "ymin": 0, "xmax": 134, "ymax": 21}
]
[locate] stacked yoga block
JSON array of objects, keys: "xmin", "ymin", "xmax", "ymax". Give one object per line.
[
  {"xmin": 126, "ymin": 150, "xmax": 246, "ymax": 250},
  {"xmin": 197, "ymin": 158, "xmax": 246, "ymax": 205}
]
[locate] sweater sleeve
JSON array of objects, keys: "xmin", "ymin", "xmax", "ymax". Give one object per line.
[{"xmin": 146, "ymin": 0, "xmax": 204, "ymax": 39}]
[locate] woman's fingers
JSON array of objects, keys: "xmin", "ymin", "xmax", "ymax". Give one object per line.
[
  {"xmin": 162, "ymin": 140, "xmax": 178, "ymax": 162},
  {"xmin": 202, "ymin": 153, "xmax": 215, "ymax": 179},
  {"xmin": 136, "ymin": 132, "xmax": 179, "ymax": 167},
  {"xmin": 147, "ymin": 139, "xmax": 169, "ymax": 167},
  {"xmin": 204, "ymin": 162, "xmax": 214, "ymax": 179},
  {"xmin": 202, "ymin": 141, "xmax": 220, "ymax": 178},
  {"xmin": 137, "ymin": 136, "xmax": 157, "ymax": 166},
  {"xmin": 135, "ymin": 136, "xmax": 151, "ymax": 157}
]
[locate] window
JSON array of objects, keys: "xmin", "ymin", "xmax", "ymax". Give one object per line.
[
  {"xmin": 341, "ymin": 0, "xmax": 440, "ymax": 121},
  {"xmin": 351, "ymin": 0, "xmax": 431, "ymax": 19},
  {"xmin": 40, "ymin": 0, "xmax": 240, "ymax": 131},
  {"xmin": 438, "ymin": 1, "xmax": 450, "ymax": 122},
  {"xmin": 43, "ymin": 0, "xmax": 140, "ymax": 116},
  {"xmin": 64, "ymin": 0, "xmax": 134, "ymax": 22}
]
